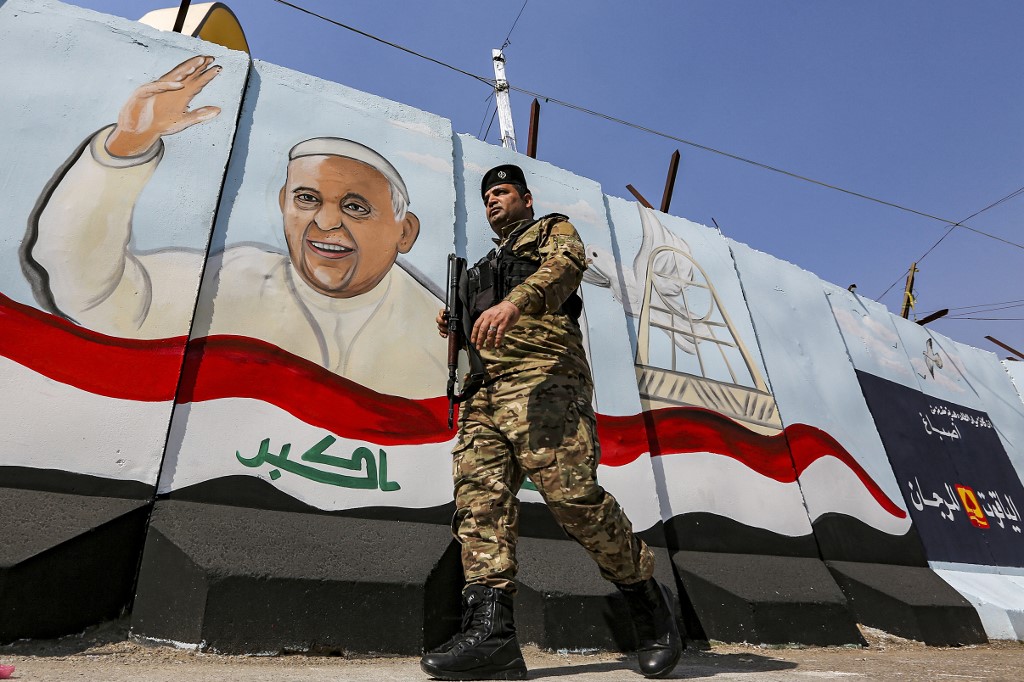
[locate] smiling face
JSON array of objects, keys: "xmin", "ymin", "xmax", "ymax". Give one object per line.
[
  {"xmin": 279, "ymin": 155, "xmax": 419, "ymax": 298},
  {"xmin": 483, "ymin": 183, "xmax": 533, "ymax": 233}
]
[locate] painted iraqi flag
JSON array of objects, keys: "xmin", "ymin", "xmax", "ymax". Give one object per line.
[{"xmin": 2, "ymin": 292, "xmax": 907, "ymax": 536}]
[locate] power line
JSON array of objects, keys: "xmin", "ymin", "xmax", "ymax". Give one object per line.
[
  {"xmin": 482, "ymin": 106, "xmax": 499, "ymax": 143},
  {"xmin": 958, "ymin": 301, "xmax": 1024, "ymax": 313},
  {"xmin": 270, "ymin": 0, "xmax": 1024, "ymax": 256},
  {"xmin": 476, "ymin": 91, "xmax": 495, "ymax": 140},
  {"xmin": 944, "ymin": 317, "xmax": 1024, "ymax": 321},
  {"xmin": 917, "ymin": 299, "xmax": 1024, "ymax": 317},
  {"xmin": 487, "ymin": 0, "xmax": 530, "ymax": 142},
  {"xmin": 876, "ymin": 184, "xmax": 1024, "ymax": 300},
  {"xmin": 501, "ymin": 0, "xmax": 530, "ymax": 51},
  {"xmin": 947, "ymin": 303, "xmax": 1024, "ymax": 318},
  {"xmin": 920, "ymin": 298, "xmax": 1024, "ymax": 315},
  {"xmin": 509, "ymin": 86, "xmax": 1023, "ymax": 251},
  {"xmin": 270, "ymin": 0, "xmax": 492, "ymax": 87}
]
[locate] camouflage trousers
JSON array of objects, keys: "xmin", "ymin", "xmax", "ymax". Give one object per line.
[{"xmin": 452, "ymin": 372, "xmax": 655, "ymax": 593}]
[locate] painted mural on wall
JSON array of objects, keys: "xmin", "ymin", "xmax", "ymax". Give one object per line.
[
  {"xmin": 592, "ymin": 205, "xmax": 778, "ymax": 428},
  {"xmin": 159, "ymin": 60, "xmax": 456, "ymax": 514},
  {"xmin": 828, "ymin": 288, "xmax": 1024, "ymax": 567},
  {"xmin": 454, "ymin": 135, "xmax": 663, "ymax": 535},
  {"xmin": 597, "ymin": 206, "xmax": 911, "ymax": 559},
  {"xmin": 720, "ymin": 252, "xmax": 913, "ymax": 563},
  {"xmin": 7, "ymin": 0, "xmax": 1024, "ymax": 601},
  {"xmin": 599, "ymin": 202, "xmax": 799, "ymax": 553},
  {"xmin": 590, "ymin": 217, "xmax": 911, "ymax": 562},
  {"xmin": 951, "ymin": 344, "xmax": 1024, "ymax": 477},
  {"xmin": 0, "ymin": 0, "xmax": 248, "ymax": 491},
  {"xmin": 25, "ymin": 57, "xmax": 228, "ymax": 339}
]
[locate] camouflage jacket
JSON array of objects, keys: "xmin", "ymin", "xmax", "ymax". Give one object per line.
[{"xmin": 480, "ymin": 213, "xmax": 593, "ymax": 384}]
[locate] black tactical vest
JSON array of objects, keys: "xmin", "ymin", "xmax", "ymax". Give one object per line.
[{"xmin": 465, "ymin": 214, "xmax": 583, "ymax": 323}]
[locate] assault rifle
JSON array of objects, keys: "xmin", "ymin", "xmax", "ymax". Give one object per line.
[{"xmin": 446, "ymin": 254, "xmax": 485, "ymax": 428}]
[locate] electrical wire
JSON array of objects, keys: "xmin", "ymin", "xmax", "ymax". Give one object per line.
[
  {"xmin": 510, "ymin": 85, "xmax": 1023, "ymax": 252},
  {"xmin": 476, "ymin": 91, "xmax": 495, "ymax": 140},
  {"xmin": 876, "ymin": 184, "xmax": 1024, "ymax": 300},
  {"xmin": 482, "ymin": 106, "xmax": 499, "ymax": 143},
  {"xmin": 947, "ymin": 303, "xmax": 1024, "ymax": 318},
  {"xmin": 269, "ymin": 0, "xmax": 1024, "ymax": 256},
  {"xmin": 917, "ymin": 298, "xmax": 1024, "ymax": 317},
  {"xmin": 485, "ymin": 0, "xmax": 530, "ymax": 140},
  {"xmin": 944, "ymin": 317, "xmax": 1024, "ymax": 321},
  {"xmin": 956, "ymin": 300, "xmax": 1024, "ymax": 312},
  {"xmin": 501, "ymin": 0, "xmax": 530, "ymax": 51},
  {"xmin": 269, "ymin": 0, "xmax": 492, "ymax": 87}
]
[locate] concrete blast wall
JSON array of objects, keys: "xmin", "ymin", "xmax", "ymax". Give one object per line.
[{"xmin": 2, "ymin": 0, "xmax": 1023, "ymax": 650}]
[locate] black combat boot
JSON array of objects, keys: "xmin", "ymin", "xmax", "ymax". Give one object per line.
[
  {"xmin": 420, "ymin": 585, "xmax": 527, "ymax": 680},
  {"xmin": 616, "ymin": 578, "xmax": 683, "ymax": 678}
]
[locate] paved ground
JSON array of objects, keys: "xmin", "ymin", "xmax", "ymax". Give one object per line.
[{"xmin": 2, "ymin": 623, "xmax": 1022, "ymax": 681}]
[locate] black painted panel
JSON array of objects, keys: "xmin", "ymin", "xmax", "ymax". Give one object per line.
[{"xmin": 857, "ymin": 371, "xmax": 1024, "ymax": 567}]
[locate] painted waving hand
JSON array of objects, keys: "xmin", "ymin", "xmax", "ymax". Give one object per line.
[{"xmin": 106, "ymin": 55, "xmax": 222, "ymax": 157}]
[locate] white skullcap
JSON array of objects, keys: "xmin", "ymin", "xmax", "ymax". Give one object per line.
[{"xmin": 288, "ymin": 137, "xmax": 409, "ymax": 205}]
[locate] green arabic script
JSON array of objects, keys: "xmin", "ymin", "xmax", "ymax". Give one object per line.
[{"xmin": 236, "ymin": 435, "xmax": 401, "ymax": 491}]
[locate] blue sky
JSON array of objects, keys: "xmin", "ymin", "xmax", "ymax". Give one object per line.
[{"xmin": 65, "ymin": 0, "xmax": 1024, "ymax": 355}]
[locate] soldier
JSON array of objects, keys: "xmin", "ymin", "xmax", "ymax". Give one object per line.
[{"xmin": 422, "ymin": 164, "xmax": 682, "ymax": 680}]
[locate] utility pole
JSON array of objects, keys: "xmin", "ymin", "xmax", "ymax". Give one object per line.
[
  {"xmin": 660, "ymin": 150, "xmax": 681, "ymax": 214},
  {"xmin": 916, "ymin": 309, "xmax": 948, "ymax": 326},
  {"xmin": 900, "ymin": 262, "xmax": 918, "ymax": 319},
  {"xmin": 985, "ymin": 336, "xmax": 1024, "ymax": 361},
  {"xmin": 626, "ymin": 149, "xmax": 682, "ymax": 213},
  {"xmin": 172, "ymin": 0, "xmax": 191, "ymax": 32},
  {"xmin": 492, "ymin": 49, "xmax": 517, "ymax": 151},
  {"xmin": 526, "ymin": 99, "xmax": 540, "ymax": 158},
  {"xmin": 625, "ymin": 184, "xmax": 654, "ymax": 209}
]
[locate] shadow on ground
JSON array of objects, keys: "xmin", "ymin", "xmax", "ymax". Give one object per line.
[
  {"xmin": 529, "ymin": 650, "xmax": 797, "ymax": 679},
  {"xmin": 0, "ymin": 617, "xmax": 129, "ymax": 657}
]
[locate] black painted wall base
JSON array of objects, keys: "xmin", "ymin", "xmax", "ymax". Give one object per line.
[
  {"xmin": 672, "ymin": 550, "xmax": 863, "ymax": 645},
  {"xmin": 826, "ymin": 560, "xmax": 987, "ymax": 646},
  {"xmin": 129, "ymin": 500, "xmax": 462, "ymax": 654},
  {"xmin": 0, "ymin": 487, "xmax": 150, "ymax": 643},
  {"xmin": 509, "ymin": 537, "xmax": 682, "ymax": 651}
]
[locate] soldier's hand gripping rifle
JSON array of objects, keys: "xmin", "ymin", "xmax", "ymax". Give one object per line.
[{"xmin": 446, "ymin": 254, "xmax": 485, "ymax": 428}]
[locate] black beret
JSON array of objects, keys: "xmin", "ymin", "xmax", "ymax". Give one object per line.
[{"xmin": 480, "ymin": 164, "xmax": 529, "ymax": 198}]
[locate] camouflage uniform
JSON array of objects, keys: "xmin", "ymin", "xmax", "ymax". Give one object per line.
[{"xmin": 454, "ymin": 214, "xmax": 655, "ymax": 593}]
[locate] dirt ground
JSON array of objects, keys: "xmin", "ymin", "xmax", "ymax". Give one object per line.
[{"xmin": 2, "ymin": 621, "xmax": 1023, "ymax": 681}]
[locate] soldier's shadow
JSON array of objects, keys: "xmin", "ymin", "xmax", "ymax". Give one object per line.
[
  {"xmin": 526, "ymin": 658, "xmax": 636, "ymax": 678},
  {"xmin": 527, "ymin": 651, "xmax": 798, "ymax": 679}
]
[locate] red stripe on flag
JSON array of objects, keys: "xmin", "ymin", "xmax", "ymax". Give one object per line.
[
  {"xmin": 176, "ymin": 335, "xmax": 454, "ymax": 445},
  {"xmin": 0, "ymin": 293, "xmax": 905, "ymax": 519},
  {"xmin": 0, "ymin": 292, "xmax": 185, "ymax": 401},
  {"xmin": 598, "ymin": 407, "xmax": 905, "ymax": 518},
  {"xmin": 785, "ymin": 422, "xmax": 907, "ymax": 518},
  {"xmin": 598, "ymin": 408, "xmax": 794, "ymax": 478}
]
